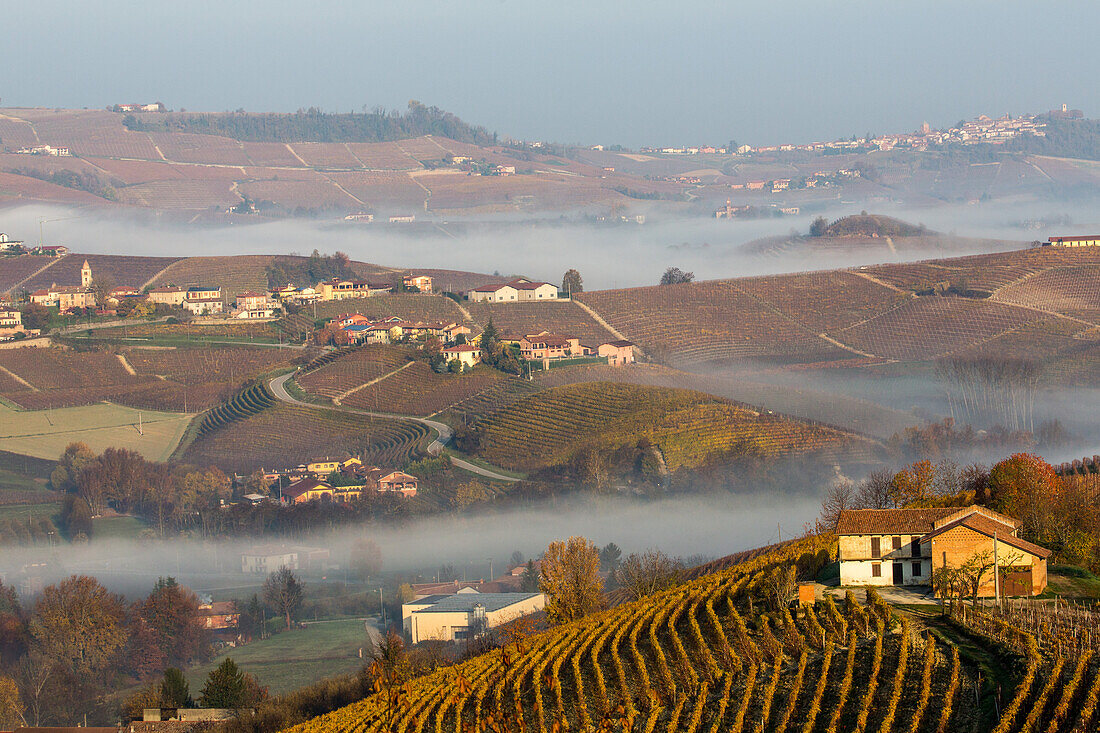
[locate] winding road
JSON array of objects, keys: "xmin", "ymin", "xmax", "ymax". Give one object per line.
[{"xmin": 268, "ymin": 372, "xmax": 521, "ymax": 482}]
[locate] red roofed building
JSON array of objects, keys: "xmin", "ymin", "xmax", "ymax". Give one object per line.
[
  {"xmin": 835, "ymin": 505, "xmax": 1049, "ymax": 596},
  {"xmin": 519, "ymin": 331, "xmax": 585, "ymax": 360},
  {"xmin": 597, "ymin": 340, "xmax": 636, "ymax": 366},
  {"xmin": 442, "ymin": 344, "xmax": 481, "ymax": 368}
]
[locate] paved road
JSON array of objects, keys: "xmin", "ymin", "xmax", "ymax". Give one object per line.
[{"xmin": 269, "ymin": 372, "xmax": 521, "ymax": 483}]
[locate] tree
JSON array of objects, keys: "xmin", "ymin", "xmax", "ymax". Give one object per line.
[
  {"xmin": 0, "ymin": 579, "xmax": 27, "ymax": 665},
  {"xmin": 59, "ymin": 494, "xmax": 94, "ymax": 540},
  {"xmin": 762, "ymin": 565, "xmax": 797, "ymax": 610},
  {"xmin": 479, "ymin": 318, "xmax": 500, "ymax": 361},
  {"xmin": 350, "ymin": 538, "xmax": 383, "ymax": 580},
  {"xmin": 817, "ymin": 478, "xmax": 855, "ymax": 532},
  {"xmin": 19, "ymin": 303, "xmax": 51, "ymax": 332},
  {"xmin": 263, "ymin": 566, "xmax": 303, "ymax": 630},
  {"xmin": 599, "ymin": 542, "xmax": 622, "ymax": 571},
  {"xmin": 540, "ymin": 536, "xmax": 604, "ymax": 623},
  {"xmin": 0, "ymin": 676, "xmax": 24, "ymax": 729},
  {"xmin": 200, "ymin": 658, "xmax": 247, "ymax": 708},
  {"xmin": 855, "ymin": 468, "xmax": 894, "ymax": 509},
  {"xmin": 616, "ymin": 549, "xmax": 684, "ymax": 601},
  {"xmin": 988, "ymin": 453, "xmax": 1061, "ymax": 541},
  {"xmin": 561, "ymin": 268, "xmax": 583, "ymax": 296},
  {"xmin": 520, "ymin": 561, "xmax": 540, "ymax": 593},
  {"xmin": 29, "ymin": 575, "xmax": 127, "ymax": 675},
  {"xmin": 891, "ymin": 460, "xmax": 936, "ymax": 505},
  {"xmin": 659, "ymin": 267, "xmax": 694, "ymax": 286},
  {"xmin": 50, "ymin": 442, "xmax": 96, "ymax": 492},
  {"xmin": 160, "ymin": 667, "xmax": 193, "ymax": 708},
  {"xmin": 809, "ymin": 216, "xmax": 829, "ymax": 237},
  {"xmin": 140, "ymin": 577, "xmax": 211, "ymax": 667}
]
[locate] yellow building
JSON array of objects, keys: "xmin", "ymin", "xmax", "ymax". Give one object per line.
[{"xmin": 1047, "ymin": 235, "xmax": 1100, "ymax": 247}]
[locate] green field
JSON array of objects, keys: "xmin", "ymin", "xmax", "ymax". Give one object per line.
[
  {"xmin": 187, "ymin": 619, "xmax": 372, "ymax": 695},
  {"xmin": 0, "ymin": 502, "xmax": 57, "ymax": 520},
  {"xmin": 0, "ymin": 402, "xmax": 194, "ymax": 462}
]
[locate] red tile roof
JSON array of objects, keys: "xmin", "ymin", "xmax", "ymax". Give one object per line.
[
  {"xmin": 835, "ymin": 507, "xmax": 959, "ymax": 535},
  {"xmin": 921, "ymin": 515, "xmax": 1051, "ymax": 558}
]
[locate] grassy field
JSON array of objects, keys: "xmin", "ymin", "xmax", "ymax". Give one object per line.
[
  {"xmin": 0, "ymin": 402, "xmax": 193, "ymax": 461},
  {"xmin": 93, "ymin": 514, "xmax": 149, "ymax": 541},
  {"xmin": 187, "ymin": 620, "xmax": 371, "ymax": 695}
]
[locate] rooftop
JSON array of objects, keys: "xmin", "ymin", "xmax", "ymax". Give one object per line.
[
  {"xmin": 412, "ymin": 592, "xmax": 543, "ymax": 614},
  {"xmin": 835, "ymin": 507, "xmax": 958, "ymax": 535}
]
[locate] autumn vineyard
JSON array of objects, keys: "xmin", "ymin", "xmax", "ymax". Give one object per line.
[{"xmin": 286, "ymin": 537, "xmax": 1100, "ymax": 733}]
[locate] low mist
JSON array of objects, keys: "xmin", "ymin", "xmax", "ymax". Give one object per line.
[
  {"xmin": 5, "ymin": 197, "xmax": 1093, "ymax": 290},
  {"xmin": 0, "ymin": 490, "xmax": 818, "ymax": 601}
]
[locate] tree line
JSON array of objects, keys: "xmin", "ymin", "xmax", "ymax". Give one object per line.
[{"xmin": 122, "ymin": 101, "xmax": 498, "ymax": 147}]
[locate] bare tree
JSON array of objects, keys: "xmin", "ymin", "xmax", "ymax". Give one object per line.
[
  {"xmin": 762, "ymin": 565, "xmax": 797, "ymax": 611},
  {"xmin": 855, "ymin": 468, "xmax": 894, "ymax": 509},
  {"xmin": 616, "ymin": 549, "xmax": 684, "ymax": 601}
]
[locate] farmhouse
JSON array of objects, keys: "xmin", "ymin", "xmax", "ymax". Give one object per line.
[
  {"xmin": 597, "ymin": 340, "xmax": 636, "ymax": 366},
  {"xmin": 442, "ymin": 344, "xmax": 481, "ymax": 369},
  {"xmin": 467, "ymin": 278, "xmax": 558, "ymax": 303},
  {"xmin": 402, "ymin": 591, "xmax": 546, "ymax": 644},
  {"xmin": 282, "ymin": 477, "xmax": 365, "ymax": 505},
  {"xmin": 198, "ymin": 599, "xmax": 240, "ymax": 631},
  {"xmin": 519, "ymin": 332, "xmax": 585, "ymax": 360},
  {"xmin": 182, "ymin": 297, "xmax": 224, "ymax": 315},
  {"xmin": 836, "ymin": 505, "xmax": 1050, "ymax": 596},
  {"xmin": 235, "ymin": 291, "xmax": 272, "ymax": 311},
  {"xmin": 1046, "ymin": 235, "xmax": 1100, "ymax": 247},
  {"xmin": 147, "ymin": 285, "xmax": 187, "ymax": 306}
]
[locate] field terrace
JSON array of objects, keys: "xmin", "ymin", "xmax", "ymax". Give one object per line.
[
  {"xmin": 286, "ymin": 142, "xmax": 363, "ymax": 168},
  {"xmin": 146, "ymin": 131, "xmax": 252, "ymax": 166},
  {"xmin": 181, "ymin": 402, "xmax": 429, "ymax": 474},
  {"xmin": 734, "ymin": 270, "xmax": 907, "ymax": 333},
  {"xmin": 324, "ymin": 171, "xmax": 427, "ymax": 210},
  {"xmin": 297, "ymin": 345, "xmax": 413, "ymax": 401},
  {"xmin": 465, "ymin": 301, "xmax": 614, "ymax": 345},
  {"xmin": 121, "ymin": 345, "xmax": 297, "ymax": 407},
  {"xmin": 0, "ymin": 171, "xmax": 107, "ymax": 205},
  {"xmin": 992, "ymin": 265, "xmax": 1100, "ymax": 318},
  {"xmin": 340, "ymin": 361, "xmax": 510, "ymax": 416},
  {"xmin": 344, "ymin": 141, "xmax": 422, "ymax": 169},
  {"xmin": 0, "ymin": 348, "xmax": 153, "ymax": 409},
  {"xmin": 834, "ymin": 297, "xmax": 1044, "ymax": 361},
  {"xmin": 148, "ymin": 255, "xmax": 275, "ymax": 298},
  {"xmin": 237, "ymin": 179, "xmax": 362, "ymax": 210},
  {"xmin": 116, "ymin": 179, "xmax": 239, "ymax": 209},
  {"xmin": 576, "ymin": 282, "xmax": 851, "ymax": 366},
  {"xmin": 22, "ymin": 109, "xmax": 162, "ymax": 159},
  {"xmin": 0, "ymin": 255, "xmax": 57, "ymax": 293},
  {"xmin": 22, "ymin": 253, "xmax": 180, "ymax": 292}
]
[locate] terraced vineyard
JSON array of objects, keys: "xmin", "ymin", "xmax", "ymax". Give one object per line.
[
  {"xmin": 734, "ymin": 270, "xmax": 906, "ymax": 333},
  {"xmin": 18, "ymin": 253, "xmax": 181, "ymax": 291},
  {"xmin": 472, "ymin": 382, "xmax": 866, "ymax": 471},
  {"xmin": 0, "ymin": 255, "xmax": 57, "ymax": 293},
  {"xmin": 576, "ymin": 282, "xmax": 849, "ymax": 366},
  {"xmin": 124, "ymin": 345, "xmax": 295, "ymax": 385},
  {"xmin": 297, "ymin": 345, "xmax": 414, "ymax": 400},
  {"xmin": 182, "ymin": 401, "xmax": 429, "ymax": 473},
  {"xmin": 992, "ymin": 265, "xmax": 1100, "ymax": 316},
  {"xmin": 0, "ymin": 347, "xmax": 152, "ymax": 408},
  {"xmin": 290, "ymin": 533, "xmax": 1098, "ymax": 733},
  {"xmin": 835, "ymin": 297, "xmax": 1044, "ymax": 361},
  {"xmin": 340, "ymin": 362, "xmax": 510, "ymax": 417},
  {"xmin": 195, "ymin": 381, "xmax": 277, "ymax": 437}
]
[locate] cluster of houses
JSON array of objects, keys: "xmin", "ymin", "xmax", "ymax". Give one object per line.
[
  {"xmin": 647, "ymin": 107, "xmax": 1067, "ymax": 159},
  {"xmin": 324, "ymin": 312, "xmax": 472, "ymax": 348},
  {"xmin": 0, "ymin": 306, "xmax": 33, "ymax": 340},
  {"xmin": 250, "ymin": 455, "xmax": 420, "ymax": 505},
  {"xmin": 275, "ymin": 274, "xmax": 433, "ymax": 304}
]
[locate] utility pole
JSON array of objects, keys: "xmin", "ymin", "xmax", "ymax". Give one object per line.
[
  {"xmin": 379, "ymin": 587, "xmax": 386, "ymax": 629},
  {"xmin": 993, "ymin": 531, "xmax": 1000, "ymax": 607}
]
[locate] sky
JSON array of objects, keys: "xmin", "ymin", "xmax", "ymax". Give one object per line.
[{"xmin": 2, "ymin": 1, "xmax": 1098, "ymax": 148}]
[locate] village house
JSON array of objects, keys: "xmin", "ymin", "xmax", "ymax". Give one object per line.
[
  {"xmin": 442, "ymin": 344, "xmax": 481, "ymax": 369},
  {"xmin": 835, "ymin": 505, "xmax": 1050, "ymax": 596},
  {"xmin": 106, "ymin": 286, "xmax": 142, "ymax": 305},
  {"xmin": 1046, "ymin": 235, "xmax": 1100, "ymax": 247},
  {"xmin": 197, "ymin": 598, "xmax": 240, "ymax": 631},
  {"xmin": 389, "ymin": 214, "xmax": 416, "ymax": 223},
  {"xmin": 597, "ymin": 340, "xmax": 636, "ymax": 366},
  {"xmin": 318, "ymin": 278, "xmax": 392, "ymax": 301},
  {"xmin": 403, "ymin": 274, "xmax": 433, "ymax": 292},
  {"xmin": 283, "ymin": 478, "xmax": 365, "ymax": 505},
  {"xmin": 368, "ymin": 469, "xmax": 419, "ymax": 497},
  {"xmin": 182, "ymin": 286, "xmax": 224, "ymax": 315},
  {"xmin": 467, "ymin": 278, "xmax": 558, "ymax": 303},
  {"xmin": 235, "ymin": 291, "xmax": 271, "ymax": 310},
  {"xmin": 147, "ymin": 285, "xmax": 187, "ymax": 306},
  {"xmin": 0, "ymin": 309, "xmax": 21, "ymax": 328},
  {"xmin": 519, "ymin": 331, "xmax": 586, "ymax": 361},
  {"xmin": 241, "ymin": 546, "xmax": 299, "ymax": 574},
  {"xmin": 30, "ymin": 244, "xmax": 69, "ymax": 256},
  {"xmin": 30, "ymin": 285, "xmax": 96, "ymax": 311},
  {"xmin": 0, "ymin": 233, "xmax": 23, "ymax": 252},
  {"xmin": 402, "ymin": 590, "xmax": 546, "ymax": 644}
]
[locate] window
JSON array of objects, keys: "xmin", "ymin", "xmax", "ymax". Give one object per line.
[
  {"xmin": 871, "ymin": 563, "xmax": 881, "ymax": 578},
  {"xmin": 870, "ymin": 537, "xmax": 881, "ymax": 559},
  {"xmin": 892, "ymin": 536, "xmax": 902, "ymax": 551},
  {"xmin": 910, "ymin": 537, "xmax": 921, "ymax": 557},
  {"xmin": 912, "ymin": 561, "xmax": 922, "ymax": 577}
]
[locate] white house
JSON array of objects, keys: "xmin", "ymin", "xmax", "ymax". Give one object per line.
[
  {"xmin": 467, "ymin": 278, "xmax": 558, "ymax": 303},
  {"xmin": 241, "ymin": 546, "xmax": 299, "ymax": 574},
  {"xmin": 442, "ymin": 344, "xmax": 481, "ymax": 369},
  {"xmin": 402, "ymin": 591, "xmax": 546, "ymax": 644}
]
